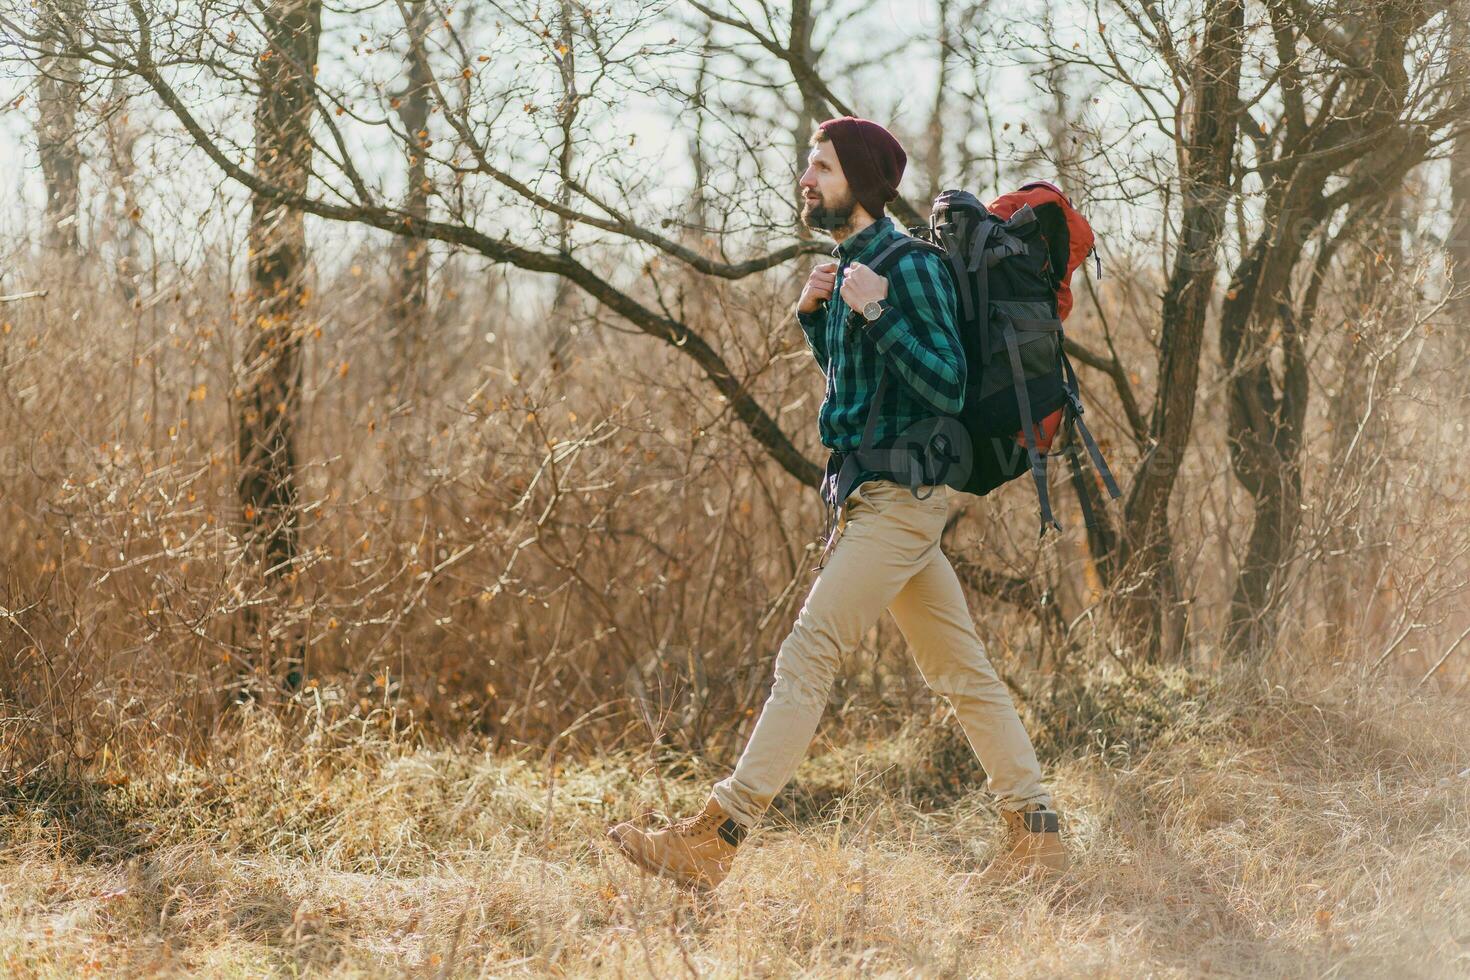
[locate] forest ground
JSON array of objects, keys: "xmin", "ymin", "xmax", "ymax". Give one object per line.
[{"xmin": 3, "ymin": 671, "xmax": 1468, "ymax": 978}]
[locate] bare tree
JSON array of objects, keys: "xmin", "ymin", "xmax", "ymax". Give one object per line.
[
  {"xmin": 786, "ymin": 0, "xmax": 826, "ymax": 226},
  {"xmin": 35, "ymin": 0, "xmax": 83, "ymax": 255},
  {"xmin": 547, "ymin": 0, "xmax": 581, "ymax": 374},
  {"xmin": 14, "ymin": 0, "xmax": 1461, "ymax": 675},
  {"xmin": 79, "ymin": 0, "xmax": 825, "ymax": 491},
  {"xmin": 1216, "ymin": 0, "xmax": 1442, "ymax": 658},
  {"xmin": 235, "ymin": 0, "xmax": 323, "ymax": 690},
  {"xmin": 1017, "ymin": 0, "xmax": 1461, "ymax": 661},
  {"xmin": 690, "ymin": 0, "xmax": 927, "ymax": 228},
  {"xmin": 920, "ymin": 0, "xmax": 953, "ymax": 206},
  {"xmin": 688, "ymin": 30, "xmax": 713, "ymax": 237},
  {"xmin": 391, "ymin": 0, "xmax": 434, "ymax": 396},
  {"xmin": 101, "ymin": 74, "xmax": 144, "ymax": 299},
  {"xmin": 1451, "ymin": 2, "xmax": 1470, "ymax": 361},
  {"xmin": 3, "ymin": 0, "xmax": 1468, "ymax": 769},
  {"xmin": 1116, "ymin": 0, "xmax": 1245, "ymax": 660}
]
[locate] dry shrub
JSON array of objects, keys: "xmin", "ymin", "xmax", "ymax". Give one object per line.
[
  {"xmin": 1, "ymin": 244, "xmax": 1118, "ymax": 780},
  {"xmin": 1, "ymin": 251, "xmax": 838, "ymax": 775}
]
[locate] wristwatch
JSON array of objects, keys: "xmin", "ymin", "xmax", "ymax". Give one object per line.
[{"xmin": 861, "ymin": 300, "xmax": 888, "ymax": 322}]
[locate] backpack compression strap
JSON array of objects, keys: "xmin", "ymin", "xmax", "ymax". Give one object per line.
[
  {"xmin": 999, "ymin": 313, "xmax": 1064, "ymax": 534},
  {"xmin": 1059, "ymin": 348, "xmax": 1121, "ymax": 502},
  {"xmin": 936, "ymin": 217, "xmax": 993, "ymax": 365}
]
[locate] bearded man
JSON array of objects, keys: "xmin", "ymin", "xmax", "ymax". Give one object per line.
[{"xmin": 606, "ymin": 117, "xmax": 1070, "ymax": 890}]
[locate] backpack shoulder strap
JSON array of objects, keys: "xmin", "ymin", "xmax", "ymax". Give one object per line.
[
  {"xmin": 844, "ymin": 235, "xmax": 945, "ymax": 332},
  {"xmin": 847, "ymin": 235, "xmax": 939, "ymax": 421},
  {"xmin": 865, "ymin": 234, "xmax": 943, "ymax": 276},
  {"xmin": 829, "ymin": 235, "xmax": 952, "ymax": 510}
]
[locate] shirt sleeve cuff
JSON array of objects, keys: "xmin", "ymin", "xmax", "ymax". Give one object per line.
[
  {"xmin": 797, "ymin": 308, "xmax": 824, "ymax": 332},
  {"xmin": 861, "ymin": 306, "xmax": 904, "ymax": 352}
]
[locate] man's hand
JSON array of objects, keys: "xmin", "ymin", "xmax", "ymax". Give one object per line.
[
  {"xmin": 839, "ymin": 261, "xmax": 888, "ymax": 313},
  {"xmin": 797, "ymin": 261, "xmax": 838, "ymax": 315}
]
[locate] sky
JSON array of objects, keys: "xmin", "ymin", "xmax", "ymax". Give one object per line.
[
  {"xmin": 0, "ymin": 1, "xmax": 1107, "ymax": 268},
  {"xmin": 0, "ymin": 0, "xmax": 1455, "ymax": 297}
]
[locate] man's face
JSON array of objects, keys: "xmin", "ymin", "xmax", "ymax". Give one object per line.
[{"xmin": 799, "ymin": 139, "xmax": 858, "ymax": 235}]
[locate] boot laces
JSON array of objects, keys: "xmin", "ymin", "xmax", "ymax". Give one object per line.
[{"xmin": 673, "ymin": 805, "xmax": 721, "ymax": 836}]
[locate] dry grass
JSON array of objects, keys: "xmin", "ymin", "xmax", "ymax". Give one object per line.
[{"xmin": 4, "ymin": 673, "xmax": 1467, "ymax": 978}]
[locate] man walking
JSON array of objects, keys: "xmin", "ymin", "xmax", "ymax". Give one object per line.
[{"xmin": 607, "ymin": 117, "xmax": 1069, "ymax": 890}]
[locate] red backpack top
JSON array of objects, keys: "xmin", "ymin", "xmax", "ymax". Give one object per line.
[
  {"xmin": 987, "ymin": 180, "xmax": 1096, "ymax": 322},
  {"xmin": 985, "ymin": 182, "xmax": 1098, "ymax": 457}
]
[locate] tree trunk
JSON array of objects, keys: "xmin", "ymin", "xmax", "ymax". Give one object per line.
[
  {"xmin": 920, "ymin": 0, "xmax": 952, "ymax": 207},
  {"xmin": 1117, "ymin": 0, "xmax": 1244, "ymax": 661},
  {"xmin": 392, "ymin": 0, "xmax": 433, "ymax": 396},
  {"xmin": 36, "ymin": 2, "xmax": 83, "ymax": 256},
  {"xmin": 548, "ymin": 1, "xmax": 580, "ymax": 374},
  {"xmin": 689, "ymin": 34, "xmax": 712, "ymax": 239},
  {"xmin": 1451, "ymin": 4, "xmax": 1470, "ymax": 373},
  {"xmin": 1216, "ymin": 188, "xmax": 1316, "ymax": 659},
  {"xmin": 1218, "ymin": 1, "xmax": 1417, "ymax": 661},
  {"xmin": 103, "ymin": 75, "xmax": 145, "ymax": 300},
  {"xmin": 788, "ymin": 0, "xmax": 824, "ymax": 232},
  {"xmin": 236, "ymin": 0, "xmax": 322, "ymax": 692}
]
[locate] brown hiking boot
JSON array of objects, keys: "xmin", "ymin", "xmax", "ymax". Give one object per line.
[
  {"xmin": 606, "ymin": 795, "xmax": 747, "ymax": 890},
  {"xmin": 957, "ymin": 804, "xmax": 1070, "ymax": 886}
]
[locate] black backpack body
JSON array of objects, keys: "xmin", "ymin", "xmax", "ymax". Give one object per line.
[{"xmin": 828, "ymin": 187, "xmax": 1119, "ymax": 533}]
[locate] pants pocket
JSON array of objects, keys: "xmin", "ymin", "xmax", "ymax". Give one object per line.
[{"xmin": 848, "ymin": 481, "xmax": 949, "ymax": 528}]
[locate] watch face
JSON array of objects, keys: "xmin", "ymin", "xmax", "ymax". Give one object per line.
[{"xmin": 863, "ymin": 301, "xmax": 883, "ymax": 321}]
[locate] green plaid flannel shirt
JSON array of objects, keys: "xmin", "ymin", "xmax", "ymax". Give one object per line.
[{"xmin": 796, "ymin": 216, "xmax": 965, "ymax": 455}]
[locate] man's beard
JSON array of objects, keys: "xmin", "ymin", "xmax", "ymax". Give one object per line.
[{"xmin": 801, "ymin": 191, "xmax": 858, "ymax": 236}]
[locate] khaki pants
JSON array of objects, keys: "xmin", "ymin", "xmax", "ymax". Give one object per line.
[{"xmin": 712, "ymin": 479, "xmax": 1051, "ymax": 828}]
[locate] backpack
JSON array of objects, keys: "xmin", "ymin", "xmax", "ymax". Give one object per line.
[{"xmin": 832, "ymin": 182, "xmax": 1120, "ymax": 533}]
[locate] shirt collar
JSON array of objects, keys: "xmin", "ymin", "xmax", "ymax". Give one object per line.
[{"xmin": 832, "ymin": 216, "xmax": 893, "ymax": 263}]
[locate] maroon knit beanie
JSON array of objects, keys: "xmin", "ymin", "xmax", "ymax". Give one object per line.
[{"xmin": 816, "ymin": 116, "xmax": 907, "ymax": 219}]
